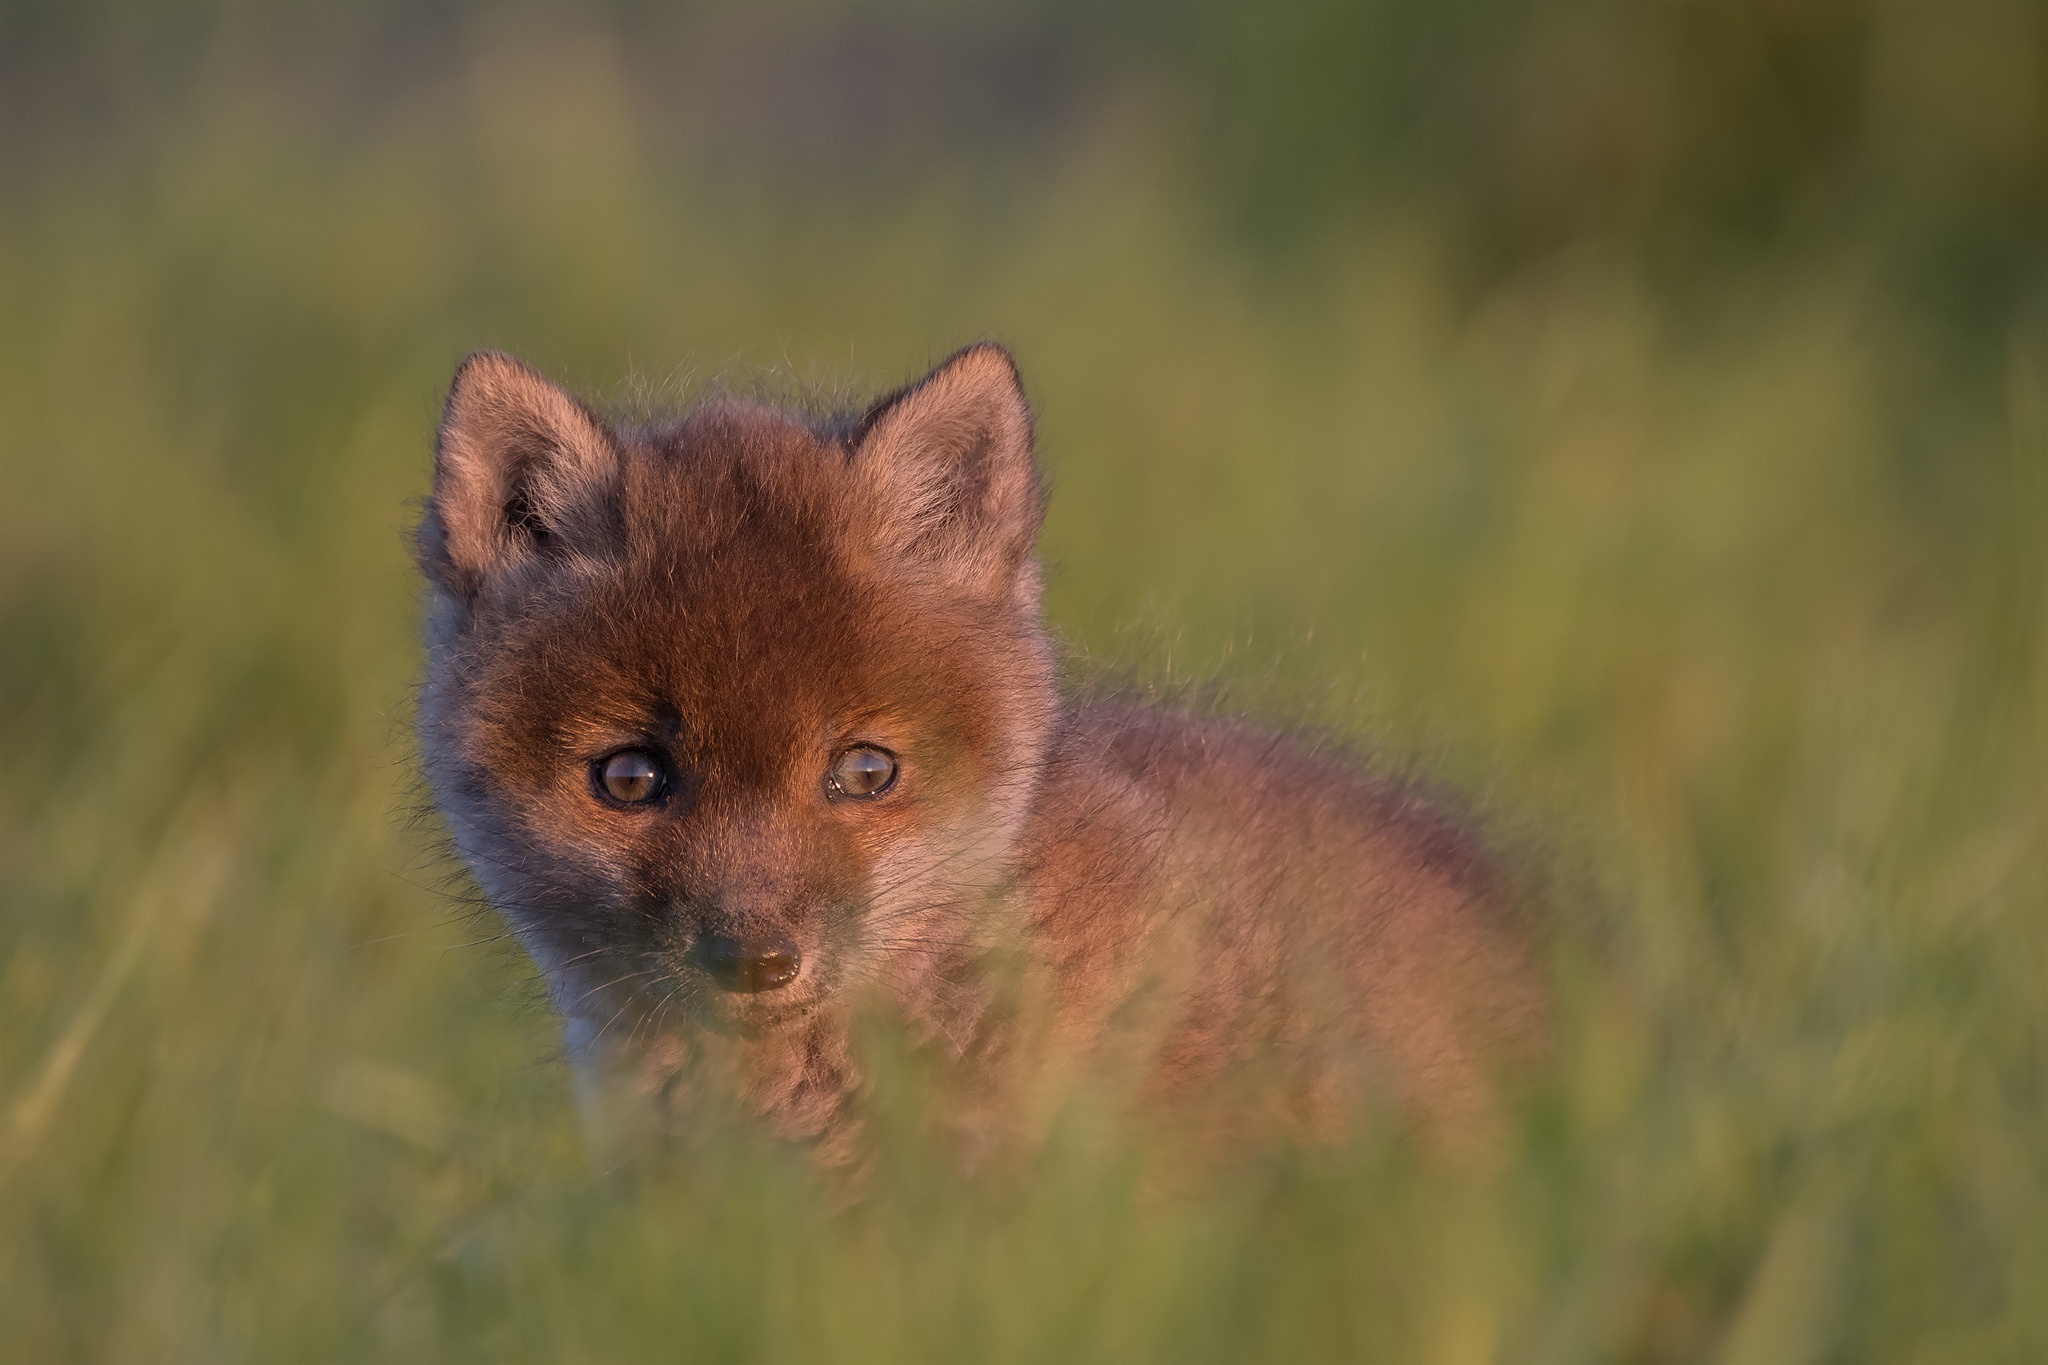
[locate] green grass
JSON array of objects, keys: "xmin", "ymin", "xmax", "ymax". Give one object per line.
[{"xmin": 2, "ymin": 8, "xmax": 2045, "ymax": 1361}]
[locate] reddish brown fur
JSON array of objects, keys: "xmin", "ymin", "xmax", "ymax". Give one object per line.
[{"xmin": 416, "ymin": 345, "xmax": 1543, "ymax": 1163}]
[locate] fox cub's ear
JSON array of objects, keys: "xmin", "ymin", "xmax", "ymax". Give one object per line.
[
  {"xmin": 420, "ymin": 352, "xmax": 621, "ymax": 600},
  {"xmin": 855, "ymin": 343, "xmax": 1044, "ymax": 598}
]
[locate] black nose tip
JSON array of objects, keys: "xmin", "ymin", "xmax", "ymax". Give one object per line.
[{"xmin": 701, "ymin": 934, "xmax": 802, "ymax": 993}]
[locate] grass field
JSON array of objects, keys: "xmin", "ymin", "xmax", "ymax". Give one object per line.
[{"xmin": 2, "ymin": 7, "xmax": 2044, "ymax": 1361}]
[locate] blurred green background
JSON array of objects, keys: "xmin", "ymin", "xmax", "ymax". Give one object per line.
[{"xmin": 2, "ymin": 4, "xmax": 2044, "ymax": 1360}]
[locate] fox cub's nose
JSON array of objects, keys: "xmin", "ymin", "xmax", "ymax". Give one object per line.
[{"xmin": 701, "ymin": 933, "xmax": 802, "ymax": 993}]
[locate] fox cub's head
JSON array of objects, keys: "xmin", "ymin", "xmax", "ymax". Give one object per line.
[{"xmin": 416, "ymin": 346, "xmax": 1056, "ymax": 1037}]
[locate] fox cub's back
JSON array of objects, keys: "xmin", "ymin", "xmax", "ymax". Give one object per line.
[{"xmin": 416, "ymin": 344, "xmax": 1542, "ymax": 1157}]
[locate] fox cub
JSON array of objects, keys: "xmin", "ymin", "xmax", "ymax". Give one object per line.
[{"xmin": 416, "ymin": 344, "xmax": 1543, "ymax": 1162}]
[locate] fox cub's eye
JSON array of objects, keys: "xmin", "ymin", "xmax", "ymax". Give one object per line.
[
  {"xmin": 828, "ymin": 746, "xmax": 897, "ymax": 799},
  {"xmin": 596, "ymin": 750, "xmax": 666, "ymax": 804}
]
